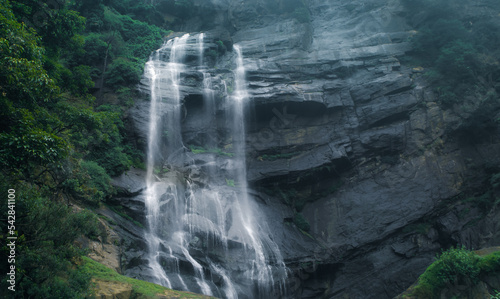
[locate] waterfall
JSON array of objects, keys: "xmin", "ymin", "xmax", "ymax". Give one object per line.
[
  {"xmin": 230, "ymin": 45, "xmax": 285, "ymax": 296},
  {"xmin": 142, "ymin": 34, "xmax": 287, "ymax": 299},
  {"xmin": 144, "ymin": 34, "xmax": 190, "ymax": 290}
]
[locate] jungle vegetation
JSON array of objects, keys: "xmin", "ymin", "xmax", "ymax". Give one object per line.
[{"xmin": 0, "ymin": 0, "xmax": 194, "ymax": 297}]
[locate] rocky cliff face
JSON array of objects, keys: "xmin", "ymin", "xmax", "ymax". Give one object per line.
[{"xmin": 109, "ymin": 0, "xmax": 500, "ymax": 298}]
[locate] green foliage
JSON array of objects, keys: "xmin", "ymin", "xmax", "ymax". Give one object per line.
[
  {"xmin": 189, "ymin": 145, "xmax": 234, "ymax": 157},
  {"xmin": 225, "ymin": 179, "xmax": 235, "ymax": 187},
  {"xmin": 105, "ymin": 57, "xmax": 142, "ymax": 87},
  {"xmin": 190, "ymin": 145, "xmax": 207, "ymax": 154},
  {"xmin": 0, "ymin": 2, "xmax": 59, "ymax": 107},
  {"xmin": 0, "ymin": 0, "xmax": 69, "ymax": 179},
  {"xmin": 477, "ymin": 251, "xmax": 500, "ymax": 273},
  {"xmin": 88, "ymin": 6, "xmax": 166, "ymax": 59},
  {"xmin": 0, "ymin": 179, "xmax": 99, "ymax": 298},
  {"xmin": 412, "ymin": 247, "xmax": 481, "ymax": 298},
  {"xmin": 402, "ymin": 0, "xmax": 500, "ymax": 108},
  {"xmin": 408, "ymin": 248, "xmax": 500, "ymax": 298},
  {"xmin": 435, "ymin": 247, "xmax": 480, "ymax": 283},
  {"xmin": 58, "ymin": 101, "xmax": 132, "ymax": 177},
  {"xmin": 436, "ymin": 40, "xmax": 477, "ymax": 80},
  {"xmin": 10, "ymin": 0, "xmax": 86, "ymax": 52},
  {"xmin": 0, "ymin": 125, "xmax": 67, "ymax": 170},
  {"xmin": 82, "ymin": 33, "xmax": 111, "ymax": 66},
  {"xmin": 81, "ymin": 160, "xmax": 114, "ymax": 201},
  {"xmin": 216, "ymin": 40, "xmax": 227, "ymax": 54},
  {"xmin": 0, "ymin": 1, "xmax": 155, "ymax": 297},
  {"xmin": 80, "ymin": 256, "xmax": 208, "ymax": 298}
]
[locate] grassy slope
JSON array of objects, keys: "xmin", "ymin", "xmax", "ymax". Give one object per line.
[{"xmin": 81, "ymin": 257, "xmax": 216, "ymax": 298}]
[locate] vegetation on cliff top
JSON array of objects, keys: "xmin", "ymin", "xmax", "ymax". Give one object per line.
[
  {"xmin": 402, "ymin": 0, "xmax": 500, "ymax": 214},
  {"xmin": 403, "ymin": 0, "xmax": 500, "ymax": 108},
  {"xmin": 401, "ymin": 247, "xmax": 500, "ymax": 298}
]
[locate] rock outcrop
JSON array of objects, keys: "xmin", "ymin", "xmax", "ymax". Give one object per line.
[
  {"xmin": 91, "ymin": 279, "xmax": 133, "ymax": 299},
  {"xmin": 114, "ymin": 0, "xmax": 500, "ymax": 298}
]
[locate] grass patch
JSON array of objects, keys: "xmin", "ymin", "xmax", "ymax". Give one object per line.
[
  {"xmin": 99, "ymin": 214, "xmax": 117, "ymax": 226},
  {"xmin": 109, "ymin": 205, "xmax": 133, "ymax": 221},
  {"xmin": 408, "ymin": 247, "xmax": 500, "ymax": 298},
  {"xmin": 189, "ymin": 145, "xmax": 233, "ymax": 157},
  {"xmin": 225, "ymin": 179, "xmax": 235, "ymax": 187},
  {"xmin": 80, "ymin": 257, "xmax": 213, "ymax": 298},
  {"xmin": 108, "ymin": 205, "xmax": 143, "ymax": 227}
]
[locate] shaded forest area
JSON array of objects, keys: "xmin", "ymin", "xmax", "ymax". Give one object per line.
[{"xmin": 0, "ymin": 0, "xmax": 194, "ymax": 297}]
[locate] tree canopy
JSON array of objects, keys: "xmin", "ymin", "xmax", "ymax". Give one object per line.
[{"xmin": 0, "ymin": 0, "xmax": 170, "ymax": 296}]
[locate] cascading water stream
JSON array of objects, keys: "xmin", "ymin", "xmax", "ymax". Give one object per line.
[
  {"xmin": 142, "ymin": 34, "xmax": 287, "ymax": 299},
  {"xmin": 144, "ymin": 33, "xmax": 190, "ymax": 291},
  {"xmin": 229, "ymin": 45, "xmax": 287, "ymax": 296},
  {"xmin": 231, "ymin": 45, "xmax": 271, "ymax": 288}
]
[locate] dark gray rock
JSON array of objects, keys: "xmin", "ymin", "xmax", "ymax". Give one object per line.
[
  {"xmin": 120, "ymin": 0, "xmax": 500, "ymax": 298},
  {"xmin": 111, "ymin": 167, "xmax": 147, "ymax": 197}
]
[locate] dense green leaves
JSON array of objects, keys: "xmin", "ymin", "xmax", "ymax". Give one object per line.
[
  {"xmin": 436, "ymin": 40, "xmax": 477, "ymax": 80},
  {"xmin": 0, "ymin": 2, "xmax": 59, "ymax": 106},
  {"xmin": 105, "ymin": 57, "xmax": 142, "ymax": 87},
  {"xmin": 410, "ymin": 247, "xmax": 500, "ymax": 298},
  {"xmin": 0, "ymin": 127, "xmax": 67, "ymax": 169},
  {"xmin": 0, "ymin": 178, "xmax": 99, "ymax": 298},
  {"xmin": 403, "ymin": 0, "xmax": 500, "ymax": 108},
  {"xmin": 0, "ymin": 0, "xmax": 172, "ymax": 296},
  {"xmin": 0, "ymin": 1, "xmax": 152, "ymax": 295},
  {"xmin": 72, "ymin": 5, "xmax": 167, "ymax": 93}
]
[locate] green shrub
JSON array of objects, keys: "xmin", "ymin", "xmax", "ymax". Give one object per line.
[
  {"xmin": 478, "ymin": 251, "xmax": 500, "ymax": 273},
  {"xmin": 216, "ymin": 40, "xmax": 227, "ymax": 54},
  {"xmin": 436, "ymin": 247, "xmax": 480, "ymax": 284},
  {"xmin": 0, "ymin": 180, "xmax": 98, "ymax": 298},
  {"xmin": 92, "ymin": 146, "xmax": 132, "ymax": 177},
  {"xmin": 413, "ymin": 247, "xmax": 481, "ymax": 298},
  {"xmin": 189, "ymin": 145, "xmax": 233, "ymax": 157},
  {"xmin": 105, "ymin": 57, "xmax": 142, "ymax": 87},
  {"xmin": 70, "ymin": 65, "xmax": 95, "ymax": 95},
  {"xmin": 81, "ymin": 160, "xmax": 114, "ymax": 199},
  {"xmin": 436, "ymin": 40, "xmax": 477, "ymax": 81}
]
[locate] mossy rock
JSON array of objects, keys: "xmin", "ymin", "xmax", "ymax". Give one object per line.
[
  {"xmin": 91, "ymin": 279, "xmax": 133, "ymax": 299},
  {"xmin": 395, "ymin": 247, "xmax": 500, "ymax": 299}
]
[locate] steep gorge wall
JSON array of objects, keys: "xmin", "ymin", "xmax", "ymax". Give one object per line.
[{"xmin": 112, "ymin": 0, "xmax": 500, "ymax": 298}]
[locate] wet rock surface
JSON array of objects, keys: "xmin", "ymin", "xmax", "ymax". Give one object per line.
[{"xmin": 120, "ymin": 0, "xmax": 500, "ymax": 298}]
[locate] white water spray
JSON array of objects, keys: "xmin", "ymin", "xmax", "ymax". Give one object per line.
[{"xmin": 142, "ymin": 34, "xmax": 287, "ymax": 299}]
